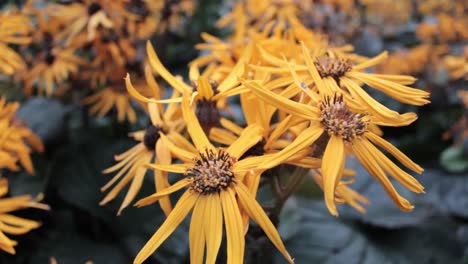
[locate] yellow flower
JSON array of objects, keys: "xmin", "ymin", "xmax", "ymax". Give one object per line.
[
  {"xmin": 21, "ymin": 47, "xmax": 86, "ymax": 96},
  {"xmin": 155, "ymin": 0, "xmax": 195, "ymax": 34},
  {"xmin": 132, "ymin": 91, "xmax": 293, "ymax": 264},
  {"xmin": 121, "ymin": 0, "xmax": 161, "ymax": 39},
  {"xmin": 99, "ymin": 66, "xmax": 193, "ymax": 215},
  {"xmin": 244, "ymin": 81, "xmax": 425, "ymax": 215},
  {"xmin": 127, "ymin": 41, "xmax": 253, "ymax": 132},
  {"xmin": 0, "ymin": 178, "xmax": 49, "ymax": 254},
  {"xmin": 311, "ymin": 170, "xmax": 370, "ymax": 213},
  {"xmin": 254, "ymin": 42, "xmax": 429, "ymax": 126},
  {"xmin": 0, "ymin": 12, "xmax": 31, "ymax": 75},
  {"xmin": 48, "ymin": 0, "xmax": 118, "ymax": 45},
  {"xmin": 0, "ymin": 98, "xmax": 44, "ymax": 175},
  {"xmin": 84, "ymin": 66, "xmax": 147, "ymax": 123},
  {"xmin": 443, "ymin": 48, "xmax": 467, "ymax": 80},
  {"xmin": 416, "ymin": 14, "xmax": 468, "ymax": 43}
]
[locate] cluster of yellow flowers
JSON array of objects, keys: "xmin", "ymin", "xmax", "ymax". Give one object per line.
[
  {"xmin": 0, "ymin": 98, "xmax": 47, "ymax": 254},
  {"xmin": 90, "ymin": 1, "xmax": 432, "ymax": 263},
  {"xmin": 0, "ymin": 0, "xmax": 195, "ymax": 122}
]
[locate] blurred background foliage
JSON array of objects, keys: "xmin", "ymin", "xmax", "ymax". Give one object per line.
[{"xmin": 0, "ymin": 0, "xmax": 467, "ymax": 263}]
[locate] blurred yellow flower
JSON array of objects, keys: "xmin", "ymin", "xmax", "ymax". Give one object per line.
[
  {"xmin": 0, "ymin": 12, "xmax": 31, "ymax": 75},
  {"xmin": 0, "ymin": 178, "xmax": 49, "ymax": 254},
  {"xmin": 0, "ymin": 98, "xmax": 44, "ymax": 175}
]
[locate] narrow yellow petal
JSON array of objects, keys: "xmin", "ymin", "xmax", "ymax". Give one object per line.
[
  {"xmin": 352, "ymin": 51, "xmax": 388, "ymax": 71},
  {"xmin": 118, "ymin": 153, "xmax": 152, "ymax": 215},
  {"xmin": 220, "ymin": 188, "xmax": 245, "ymax": 264},
  {"xmin": 342, "ymin": 77, "xmax": 418, "ymax": 126},
  {"xmin": 196, "ymin": 76, "xmax": 214, "ymax": 99},
  {"xmin": 146, "ymin": 41, "xmax": 191, "ymax": 93},
  {"xmin": 226, "ymin": 124, "xmax": 263, "ymax": 159},
  {"xmin": 360, "ymin": 140, "xmax": 424, "ymax": 193},
  {"xmin": 145, "ymin": 163, "xmax": 188, "ymax": 173},
  {"xmin": 135, "ymin": 179, "xmax": 191, "ymax": 207},
  {"xmin": 300, "ymin": 42, "xmax": 326, "ymax": 93},
  {"xmin": 189, "ymin": 63, "xmax": 200, "ymax": 83},
  {"xmin": 160, "ymin": 133, "xmax": 197, "ymax": 162},
  {"xmin": 244, "ymin": 80, "xmax": 318, "ymax": 120},
  {"xmin": 209, "ymin": 127, "xmax": 237, "ymax": 145},
  {"xmin": 189, "ymin": 196, "xmax": 206, "ymax": 264},
  {"xmin": 352, "ymin": 140, "xmax": 414, "ymax": 211},
  {"xmin": 125, "ymin": 74, "xmax": 152, "ymax": 103},
  {"xmin": 220, "ymin": 118, "xmax": 243, "ymax": 135},
  {"xmin": 260, "ymin": 126, "xmax": 323, "ymax": 169},
  {"xmin": 155, "ymin": 139, "xmax": 173, "ymax": 216},
  {"xmin": 321, "ymin": 135, "xmax": 345, "ymax": 216},
  {"xmin": 148, "ymin": 102, "xmax": 163, "ymax": 126},
  {"xmin": 133, "ymin": 191, "xmax": 198, "ymax": 264},
  {"xmin": 205, "ymin": 193, "xmax": 223, "ymax": 264},
  {"xmin": 236, "ymin": 183, "xmax": 294, "ymax": 264},
  {"xmin": 217, "ymin": 43, "xmax": 253, "ymax": 92},
  {"xmin": 365, "ymin": 133, "xmax": 423, "ymax": 173},
  {"xmin": 144, "ymin": 65, "xmax": 161, "ymax": 100}
]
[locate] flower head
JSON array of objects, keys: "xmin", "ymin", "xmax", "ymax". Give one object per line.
[
  {"xmin": 132, "ymin": 93, "xmax": 294, "ymax": 264},
  {"xmin": 0, "ymin": 178, "xmax": 49, "ymax": 254},
  {"xmin": 0, "ymin": 98, "xmax": 44, "ymax": 175}
]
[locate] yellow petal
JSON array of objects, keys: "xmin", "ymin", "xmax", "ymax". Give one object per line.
[
  {"xmin": 196, "ymin": 76, "xmax": 214, "ymax": 99},
  {"xmin": 146, "ymin": 41, "xmax": 191, "ymax": 93},
  {"xmin": 160, "ymin": 133, "xmax": 197, "ymax": 162},
  {"xmin": 360, "ymin": 140, "xmax": 424, "ymax": 193},
  {"xmin": 352, "ymin": 140, "xmax": 414, "ymax": 211},
  {"xmin": 144, "ymin": 65, "xmax": 161, "ymax": 100},
  {"xmin": 189, "ymin": 63, "xmax": 200, "ymax": 83},
  {"xmin": 135, "ymin": 179, "xmax": 191, "ymax": 207},
  {"xmin": 244, "ymin": 80, "xmax": 318, "ymax": 120},
  {"xmin": 260, "ymin": 126, "xmax": 323, "ymax": 169},
  {"xmin": 189, "ymin": 196, "xmax": 206, "ymax": 264},
  {"xmin": 300, "ymin": 42, "xmax": 326, "ymax": 94},
  {"xmin": 133, "ymin": 191, "xmax": 198, "ymax": 264},
  {"xmin": 217, "ymin": 43, "xmax": 253, "ymax": 93},
  {"xmin": 125, "ymin": 74, "xmax": 152, "ymax": 103},
  {"xmin": 341, "ymin": 77, "xmax": 418, "ymax": 126},
  {"xmin": 226, "ymin": 124, "xmax": 263, "ymax": 159},
  {"xmin": 209, "ymin": 127, "xmax": 237, "ymax": 145},
  {"xmin": 220, "ymin": 188, "xmax": 245, "ymax": 264},
  {"xmin": 352, "ymin": 51, "xmax": 388, "ymax": 71},
  {"xmin": 155, "ymin": 139, "xmax": 173, "ymax": 216},
  {"xmin": 365, "ymin": 133, "xmax": 423, "ymax": 174},
  {"xmin": 118, "ymin": 153, "xmax": 153, "ymax": 215},
  {"xmin": 145, "ymin": 163, "xmax": 188, "ymax": 173},
  {"xmin": 322, "ymin": 135, "xmax": 345, "ymax": 216},
  {"xmin": 204, "ymin": 193, "xmax": 223, "ymax": 264},
  {"xmin": 148, "ymin": 102, "xmax": 163, "ymax": 126},
  {"xmin": 236, "ymin": 183, "xmax": 294, "ymax": 264}
]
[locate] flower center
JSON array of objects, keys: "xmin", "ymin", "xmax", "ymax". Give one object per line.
[
  {"xmin": 314, "ymin": 57, "xmax": 352, "ymax": 79},
  {"xmin": 320, "ymin": 94, "xmax": 368, "ymax": 142},
  {"xmin": 196, "ymin": 99, "xmax": 221, "ymax": 133},
  {"xmin": 143, "ymin": 125, "xmax": 164, "ymax": 150},
  {"xmin": 126, "ymin": 0, "xmax": 150, "ymax": 17},
  {"xmin": 45, "ymin": 51, "xmax": 55, "ymax": 65},
  {"xmin": 88, "ymin": 2, "xmax": 102, "ymax": 15},
  {"xmin": 186, "ymin": 149, "xmax": 236, "ymax": 195}
]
